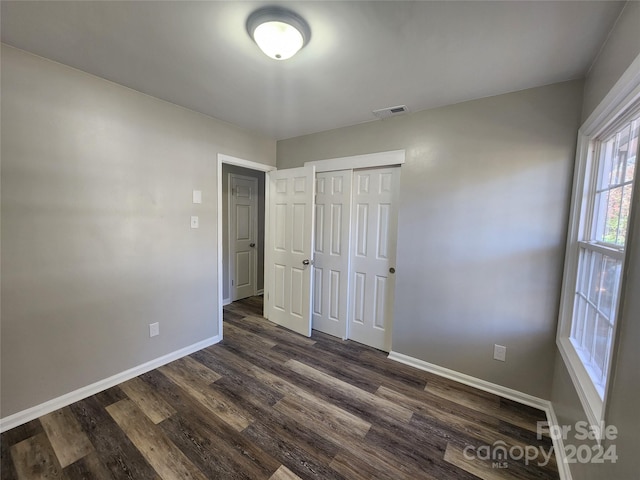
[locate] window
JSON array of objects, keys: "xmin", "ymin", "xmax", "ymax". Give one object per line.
[
  {"xmin": 557, "ymin": 89, "xmax": 640, "ymax": 427},
  {"xmin": 571, "ymin": 116, "xmax": 638, "ymax": 396}
]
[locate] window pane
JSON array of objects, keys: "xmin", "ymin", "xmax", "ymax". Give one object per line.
[
  {"xmin": 584, "ymin": 306, "xmax": 597, "ymax": 359},
  {"xmin": 597, "ymin": 186, "xmax": 624, "ymax": 245},
  {"xmin": 600, "ymin": 138, "xmax": 615, "ymax": 187},
  {"xmin": 588, "ymin": 252, "xmax": 603, "ymax": 304},
  {"xmin": 593, "ymin": 189, "xmax": 608, "ymax": 242},
  {"xmin": 577, "ymin": 248, "xmax": 590, "ymax": 295},
  {"xmin": 610, "ymin": 123, "xmax": 631, "ymax": 186},
  {"xmin": 599, "ymin": 256, "xmax": 621, "ymax": 318},
  {"xmin": 616, "ymin": 184, "xmax": 633, "ymax": 246},
  {"xmin": 572, "ymin": 295, "xmax": 587, "ymax": 345},
  {"xmin": 594, "ymin": 316, "xmax": 612, "ymax": 378},
  {"xmin": 625, "ymin": 119, "xmax": 638, "ymax": 183},
  {"xmin": 592, "ymin": 115, "xmax": 638, "ymax": 247}
]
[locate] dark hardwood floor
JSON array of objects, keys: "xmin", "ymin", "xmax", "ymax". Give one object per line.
[{"xmin": 1, "ymin": 296, "xmax": 559, "ymax": 479}]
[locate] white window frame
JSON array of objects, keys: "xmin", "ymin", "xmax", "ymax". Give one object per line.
[{"xmin": 557, "ymin": 55, "xmax": 640, "ymax": 430}]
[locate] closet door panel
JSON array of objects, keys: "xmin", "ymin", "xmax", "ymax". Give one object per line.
[
  {"xmin": 349, "ymin": 167, "xmax": 400, "ymax": 351},
  {"xmin": 312, "ymin": 170, "xmax": 352, "ymax": 338}
]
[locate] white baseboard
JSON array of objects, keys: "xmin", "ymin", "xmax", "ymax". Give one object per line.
[
  {"xmin": 223, "ymin": 298, "xmax": 232, "ymax": 306},
  {"xmin": 255, "ymin": 289, "xmax": 264, "ymax": 296},
  {"xmin": 0, "ymin": 335, "xmax": 221, "ymax": 433},
  {"xmin": 387, "ymin": 350, "xmax": 572, "ymax": 480},
  {"xmin": 544, "ymin": 402, "xmax": 573, "ymax": 480},
  {"xmin": 387, "ymin": 351, "xmax": 548, "ymax": 409}
]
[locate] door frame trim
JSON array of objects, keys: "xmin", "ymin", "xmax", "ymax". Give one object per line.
[
  {"xmin": 228, "ymin": 173, "xmax": 259, "ymax": 301},
  {"xmin": 217, "ymin": 154, "xmax": 276, "ymax": 340},
  {"xmin": 305, "ymin": 149, "xmax": 405, "ymax": 172},
  {"xmin": 305, "ymin": 150, "xmax": 405, "ymax": 345},
  {"xmin": 217, "ymin": 150, "xmax": 404, "ymax": 343}
]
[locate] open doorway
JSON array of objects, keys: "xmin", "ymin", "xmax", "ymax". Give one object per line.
[
  {"xmin": 216, "ymin": 154, "xmax": 275, "ymax": 338},
  {"xmin": 222, "ymin": 164, "xmax": 265, "ymax": 305}
]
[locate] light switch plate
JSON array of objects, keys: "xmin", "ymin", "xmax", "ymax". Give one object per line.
[
  {"xmin": 192, "ymin": 190, "xmax": 202, "ymax": 204},
  {"xmin": 493, "ymin": 344, "xmax": 506, "ymax": 362},
  {"xmin": 191, "ymin": 216, "xmax": 199, "ymax": 228}
]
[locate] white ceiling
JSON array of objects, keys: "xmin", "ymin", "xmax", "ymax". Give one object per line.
[{"xmin": 1, "ymin": 1, "xmax": 625, "ymax": 140}]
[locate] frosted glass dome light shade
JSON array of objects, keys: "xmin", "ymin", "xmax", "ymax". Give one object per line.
[
  {"xmin": 253, "ymin": 21, "xmax": 303, "ymax": 60},
  {"xmin": 247, "ymin": 7, "xmax": 311, "ymax": 60}
]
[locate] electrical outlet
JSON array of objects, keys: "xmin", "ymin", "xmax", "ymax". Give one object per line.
[
  {"xmin": 494, "ymin": 344, "xmax": 506, "ymax": 362},
  {"xmin": 149, "ymin": 322, "xmax": 160, "ymax": 337},
  {"xmin": 191, "ymin": 216, "xmax": 199, "ymax": 229}
]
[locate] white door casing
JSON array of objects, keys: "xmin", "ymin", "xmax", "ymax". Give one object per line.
[
  {"xmin": 349, "ymin": 167, "xmax": 401, "ymax": 351},
  {"xmin": 217, "ymin": 153, "xmax": 275, "ymax": 338},
  {"xmin": 312, "ymin": 170, "xmax": 353, "ymax": 339},
  {"xmin": 230, "ymin": 174, "xmax": 258, "ymax": 301},
  {"xmin": 268, "ymin": 166, "xmax": 316, "ymax": 337}
]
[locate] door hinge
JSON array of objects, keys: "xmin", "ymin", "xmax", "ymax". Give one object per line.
[{"xmin": 232, "ymin": 280, "xmax": 234, "ymax": 286}]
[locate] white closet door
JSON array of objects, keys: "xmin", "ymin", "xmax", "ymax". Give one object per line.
[
  {"xmin": 349, "ymin": 167, "xmax": 401, "ymax": 351},
  {"xmin": 312, "ymin": 170, "xmax": 352, "ymax": 338},
  {"xmin": 267, "ymin": 166, "xmax": 315, "ymax": 337}
]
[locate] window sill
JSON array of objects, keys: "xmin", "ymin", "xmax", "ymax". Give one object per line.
[{"xmin": 557, "ymin": 336, "xmax": 604, "ymax": 432}]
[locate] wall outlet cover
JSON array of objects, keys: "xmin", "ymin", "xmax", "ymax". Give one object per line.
[
  {"xmin": 494, "ymin": 344, "xmax": 506, "ymax": 362},
  {"xmin": 149, "ymin": 322, "xmax": 160, "ymax": 337},
  {"xmin": 191, "ymin": 216, "xmax": 199, "ymax": 228}
]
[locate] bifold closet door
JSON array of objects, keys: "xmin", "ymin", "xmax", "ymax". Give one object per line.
[
  {"xmin": 349, "ymin": 167, "xmax": 400, "ymax": 351},
  {"xmin": 312, "ymin": 170, "xmax": 352, "ymax": 338}
]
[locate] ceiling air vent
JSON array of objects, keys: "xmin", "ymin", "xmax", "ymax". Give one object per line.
[{"xmin": 372, "ymin": 105, "xmax": 408, "ymax": 119}]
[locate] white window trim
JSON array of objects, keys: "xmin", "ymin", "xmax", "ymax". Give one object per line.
[{"xmin": 557, "ymin": 52, "xmax": 640, "ymax": 430}]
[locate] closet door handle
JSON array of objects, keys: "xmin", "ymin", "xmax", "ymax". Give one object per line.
[
  {"xmin": 302, "ymin": 259, "xmax": 310, "ymax": 266},
  {"xmin": 249, "ymin": 243, "xmax": 256, "ymax": 248}
]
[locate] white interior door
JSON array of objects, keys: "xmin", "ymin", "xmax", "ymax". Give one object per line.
[
  {"xmin": 230, "ymin": 175, "xmax": 258, "ymax": 301},
  {"xmin": 349, "ymin": 167, "xmax": 401, "ymax": 351},
  {"xmin": 267, "ymin": 166, "xmax": 315, "ymax": 337},
  {"xmin": 312, "ymin": 170, "xmax": 352, "ymax": 338}
]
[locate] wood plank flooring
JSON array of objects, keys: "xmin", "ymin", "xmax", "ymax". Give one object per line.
[{"xmin": 1, "ymin": 296, "xmax": 559, "ymax": 479}]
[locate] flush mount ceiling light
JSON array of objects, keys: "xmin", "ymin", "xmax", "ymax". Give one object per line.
[{"xmin": 246, "ymin": 6, "xmax": 311, "ymax": 60}]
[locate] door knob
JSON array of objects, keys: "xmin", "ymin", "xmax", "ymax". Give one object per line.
[
  {"xmin": 249, "ymin": 243, "xmax": 256, "ymax": 248},
  {"xmin": 389, "ymin": 267, "xmax": 396, "ymax": 274},
  {"xmin": 302, "ymin": 259, "xmax": 310, "ymax": 266}
]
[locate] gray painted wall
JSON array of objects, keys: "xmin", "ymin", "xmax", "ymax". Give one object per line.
[
  {"xmin": 278, "ymin": 80, "xmax": 583, "ymax": 398},
  {"xmin": 221, "ymin": 164, "xmax": 265, "ymax": 302},
  {"xmin": 550, "ymin": 2, "xmax": 640, "ymax": 478},
  {"xmin": 0, "ymin": 45, "xmax": 275, "ymax": 418}
]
